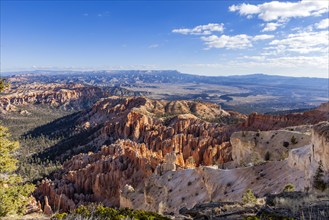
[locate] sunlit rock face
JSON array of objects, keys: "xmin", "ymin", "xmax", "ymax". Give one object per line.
[
  {"xmin": 231, "ymin": 128, "xmax": 311, "ymax": 166},
  {"xmin": 75, "ymin": 96, "xmax": 245, "ymax": 167},
  {"xmin": 0, "ymin": 83, "xmax": 106, "ymax": 112}
]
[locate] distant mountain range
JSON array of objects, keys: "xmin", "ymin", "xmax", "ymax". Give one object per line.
[{"xmin": 3, "ymin": 70, "xmax": 329, "ymax": 114}]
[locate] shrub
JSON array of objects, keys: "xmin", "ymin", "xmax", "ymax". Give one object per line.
[
  {"xmin": 51, "ymin": 212, "xmax": 67, "ymax": 220},
  {"xmin": 242, "ymin": 189, "xmax": 257, "ymax": 205},
  {"xmin": 244, "ymin": 217, "xmax": 260, "ymax": 220},
  {"xmin": 291, "ymin": 136, "xmax": 298, "ymax": 145},
  {"xmin": 74, "ymin": 205, "xmax": 90, "ymax": 217},
  {"xmin": 283, "ymin": 184, "xmax": 295, "ymax": 192},
  {"xmin": 51, "ymin": 205, "xmax": 170, "ymax": 220},
  {"xmin": 94, "ymin": 205, "xmax": 118, "ymax": 219}
]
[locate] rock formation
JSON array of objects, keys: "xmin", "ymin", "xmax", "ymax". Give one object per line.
[
  {"xmin": 122, "ymin": 122, "xmax": 329, "ymax": 214},
  {"xmin": 35, "ymin": 140, "xmax": 163, "ymax": 211},
  {"xmin": 287, "ymin": 122, "xmax": 329, "ymax": 187},
  {"xmin": 231, "ymin": 128, "xmax": 311, "ymax": 166},
  {"xmin": 34, "ymin": 97, "xmax": 246, "ymax": 211},
  {"xmin": 312, "ymin": 121, "xmax": 329, "ymax": 172},
  {"xmin": 0, "ymin": 83, "xmax": 147, "ymax": 113},
  {"xmin": 241, "ymin": 104, "xmax": 328, "ymax": 130},
  {"xmin": 0, "ymin": 83, "xmax": 104, "ymax": 112},
  {"xmin": 121, "ymin": 161, "xmax": 307, "ymax": 214},
  {"xmin": 43, "ymin": 196, "xmax": 53, "ymax": 216},
  {"xmin": 34, "ymin": 97, "xmax": 328, "ymax": 214},
  {"xmin": 43, "ymin": 96, "xmax": 244, "ymax": 166}
]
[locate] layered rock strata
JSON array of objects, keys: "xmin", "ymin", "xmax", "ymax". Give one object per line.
[{"xmin": 0, "ymin": 84, "xmax": 105, "ymax": 112}]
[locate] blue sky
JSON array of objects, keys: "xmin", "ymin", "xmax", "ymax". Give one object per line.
[{"xmin": 1, "ymin": 0, "xmax": 328, "ymax": 77}]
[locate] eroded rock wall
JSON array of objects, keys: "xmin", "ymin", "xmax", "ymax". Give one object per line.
[{"xmin": 231, "ymin": 129, "xmax": 311, "ymax": 166}]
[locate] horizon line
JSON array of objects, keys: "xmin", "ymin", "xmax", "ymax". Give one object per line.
[{"xmin": 1, "ymin": 69, "xmax": 329, "ymax": 79}]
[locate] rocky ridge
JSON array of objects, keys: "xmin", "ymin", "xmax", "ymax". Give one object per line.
[
  {"xmin": 0, "ymin": 83, "xmax": 103, "ymax": 112},
  {"xmin": 0, "ymin": 83, "xmax": 147, "ymax": 113},
  {"xmin": 241, "ymin": 103, "xmax": 328, "ymax": 130}
]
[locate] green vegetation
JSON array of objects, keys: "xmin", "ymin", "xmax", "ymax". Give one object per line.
[
  {"xmin": 313, "ymin": 160, "xmax": 327, "ymax": 191},
  {"xmin": 0, "ymin": 105, "xmax": 70, "ymax": 138},
  {"xmin": 242, "ymin": 189, "xmax": 257, "ymax": 205},
  {"xmin": 243, "ymin": 217, "xmax": 260, "ymax": 220},
  {"xmin": 259, "ymin": 212, "xmax": 295, "ymax": 220},
  {"xmin": 291, "ymin": 136, "xmax": 298, "ymax": 145},
  {"xmin": 0, "ymin": 78, "xmax": 9, "ymax": 92},
  {"xmin": 0, "ymin": 125, "xmax": 35, "ymax": 217},
  {"xmin": 0, "ymin": 105, "xmax": 70, "ymax": 182},
  {"xmin": 51, "ymin": 205, "xmax": 170, "ymax": 220},
  {"xmin": 283, "ymin": 184, "xmax": 295, "ymax": 192}
]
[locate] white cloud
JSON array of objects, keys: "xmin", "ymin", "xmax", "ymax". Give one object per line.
[
  {"xmin": 316, "ymin": 18, "xmax": 329, "ymax": 29},
  {"xmin": 262, "ymin": 22, "xmax": 282, "ymax": 32},
  {"xmin": 172, "ymin": 23, "xmax": 224, "ymax": 35},
  {"xmin": 201, "ymin": 34, "xmax": 274, "ymax": 49},
  {"xmin": 97, "ymin": 11, "xmax": 110, "ymax": 17},
  {"xmin": 241, "ymin": 56, "xmax": 266, "ymax": 61},
  {"xmin": 229, "ymin": 3, "xmax": 260, "ymax": 16},
  {"xmin": 269, "ymin": 30, "xmax": 328, "ymax": 54},
  {"xmin": 148, "ymin": 44, "xmax": 159, "ymax": 48},
  {"xmin": 229, "ymin": 0, "xmax": 328, "ymax": 22},
  {"xmin": 201, "ymin": 34, "xmax": 252, "ymax": 49},
  {"xmin": 230, "ymin": 0, "xmax": 328, "ymax": 34},
  {"xmin": 252, "ymin": 34, "xmax": 274, "ymax": 41},
  {"xmin": 267, "ymin": 55, "xmax": 329, "ymax": 67}
]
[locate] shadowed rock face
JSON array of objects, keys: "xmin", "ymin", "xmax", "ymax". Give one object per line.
[
  {"xmin": 34, "ymin": 98, "xmax": 328, "ymax": 213},
  {"xmin": 312, "ymin": 121, "xmax": 329, "ymax": 171}
]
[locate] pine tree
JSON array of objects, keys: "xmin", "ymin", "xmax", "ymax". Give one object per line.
[
  {"xmin": 313, "ymin": 160, "xmax": 327, "ymax": 191},
  {"xmin": 242, "ymin": 189, "xmax": 257, "ymax": 205},
  {"xmin": 0, "ymin": 126, "xmax": 35, "ymax": 216},
  {"xmin": 0, "ymin": 78, "xmax": 8, "ymax": 92}
]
